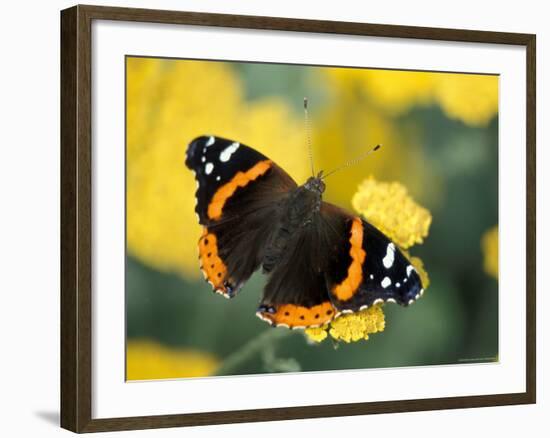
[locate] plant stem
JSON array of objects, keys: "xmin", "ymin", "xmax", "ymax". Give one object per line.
[{"xmin": 214, "ymin": 328, "xmax": 295, "ymax": 376}]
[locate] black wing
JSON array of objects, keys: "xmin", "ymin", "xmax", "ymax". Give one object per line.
[
  {"xmin": 321, "ymin": 202, "xmax": 424, "ymax": 312},
  {"xmin": 186, "ymin": 136, "xmax": 297, "ymax": 298},
  {"xmin": 256, "ymin": 213, "xmax": 337, "ymax": 329}
]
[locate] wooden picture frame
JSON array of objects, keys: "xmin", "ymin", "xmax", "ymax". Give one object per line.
[{"xmin": 60, "ymin": 4, "xmax": 536, "ymax": 433}]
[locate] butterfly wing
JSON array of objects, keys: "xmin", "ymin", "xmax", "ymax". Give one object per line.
[
  {"xmin": 321, "ymin": 202, "xmax": 424, "ymax": 312},
  {"xmin": 255, "ymin": 200, "xmax": 424, "ymax": 328},
  {"xmin": 256, "ymin": 215, "xmax": 337, "ymax": 329},
  {"xmin": 186, "ymin": 136, "xmax": 297, "ymax": 298}
]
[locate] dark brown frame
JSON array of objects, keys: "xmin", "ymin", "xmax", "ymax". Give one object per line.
[{"xmin": 61, "ymin": 4, "xmax": 536, "ymax": 433}]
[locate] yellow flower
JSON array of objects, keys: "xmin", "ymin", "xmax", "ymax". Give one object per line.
[
  {"xmin": 434, "ymin": 73, "xmax": 499, "ymax": 127},
  {"xmin": 481, "ymin": 225, "xmax": 498, "ymax": 279},
  {"xmin": 126, "ymin": 58, "xmax": 307, "ymax": 277},
  {"xmin": 352, "ymin": 176, "xmax": 432, "ymax": 249},
  {"xmin": 312, "ymin": 90, "xmax": 434, "ymax": 210},
  {"xmin": 325, "ymin": 68, "xmax": 498, "ymax": 126},
  {"xmin": 126, "ymin": 339, "xmax": 219, "ymax": 380},
  {"xmin": 329, "ymin": 306, "xmax": 386, "ymax": 342},
  {"xmin": 304, "ymin": 326, "xmax": 329, "ymax": 343},
  {"xmin": 326, "ymin": 68, "xmax": 434, "ymax": 115},
  {"xmin": 305, "ymin": 306, "xmax": 385, "ymax": 343}
]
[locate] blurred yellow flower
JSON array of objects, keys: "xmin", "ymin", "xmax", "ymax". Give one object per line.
[
  {"xmin": 312, "ymin": 76, "xmax": 437, "ymax": 210},
  {"xmin": 326, "ymin": 68, "xmax": 498, "ymax": 126},
  {"xmin": 126, "ymin": 58, "xmax": 308, "ymax": 277},
  {"xmin": 434, "ymin": 73, "xmax": 499, "ymax": 127},
  {"xmin": 481, "ymin": 225, "xmax": 499, "ymax": 279},
  {"xmin": 352, "ymin": 176, "xmax": 432, "ymax": 249},
  {"xmin": 326, "ymin": 69, "xmax": 434, "ymax": 115},
  {"xmin": 126, "ymin": 339, "xmax": 219, "ymax": 380}
]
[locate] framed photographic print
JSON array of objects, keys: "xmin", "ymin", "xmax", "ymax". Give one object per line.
[{"xmin": 60, "ymin": 4, "xmax": 536, "ymax": 433}]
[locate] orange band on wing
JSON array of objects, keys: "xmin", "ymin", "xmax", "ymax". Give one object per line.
[
  {"xmin": 207, "ymin": 160, "xmax": 272, "ymax": 220},
  {"xmin": 198, "ymin": 228, "xmax": 228, "ymax": 291},
  {"xmin": 332, "ymin": 218, "xmax": 366, "ymax": 301},
  {"xmin": 257, "ymin": 301, "xmax": 336, "ymax": 328}
]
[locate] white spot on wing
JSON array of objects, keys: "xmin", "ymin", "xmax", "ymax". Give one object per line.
[
  {"xmin": 406, "ymin": 265, "xmax": 415, "ymax": 277},
  {"xmin": 381, "ymin": 277, "xmax": 391, "ymax": 288},
  {"xmin": 216, "ymin": 175, "xmax": 221, "ymax": 181},
  {"xmin": 369, "ymin": 274, "xmax": 374, "ymax": 280},
  {"xmin": 201, "ymin": 156, "xmax": 206, "ymax": 163},
  {"xmin": 382, "ymin": 243, "xmax": 395, "ymax": 269},
  {"xmin": 206, "ymin": 136, "xmax": 215, "ymax": 147},
  {"xmin": 205, "ymin": 162, "xmax": 214, "ymax": 175},
  {"xmin": 220, "ymin": 142, "xmax": 240, "ymax": 162}
]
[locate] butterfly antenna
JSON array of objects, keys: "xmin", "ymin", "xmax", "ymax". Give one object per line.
[
  {"xmin": 304, "ymin": 97, "xmax": 315, "ymax": 177},
  {"xmin": 321, "ymin": 144, "xmax": 382, "ymax": 180}
]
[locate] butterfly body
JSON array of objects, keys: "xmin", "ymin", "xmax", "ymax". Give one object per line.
[
  {"xmin": 186, "ymin": 135, "xmax": 423, "ymax": 328},
  {"xmin": 262, "ymin": 176, "xmax": 325, "ymax": 273}
]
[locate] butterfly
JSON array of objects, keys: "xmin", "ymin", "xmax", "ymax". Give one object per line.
[{"xmin": 185, "ymin": 135, "xmax": 423, "ymax": 329}]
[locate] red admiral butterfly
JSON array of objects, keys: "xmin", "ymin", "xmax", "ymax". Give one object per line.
[{"xmin": 186, "ymin": 126, "xmax": 423, "ymax": 329}]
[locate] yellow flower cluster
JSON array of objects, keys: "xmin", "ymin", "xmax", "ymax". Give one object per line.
[
  {"xmin": 352, "ymin": 176, "xmax": 432, "ymax": 249},
  {"xmin": 305, "ymin": 177, "xmax": 431, "ymax": 343},
  {"xmin": 326, "ymin": 68, "xmax": 498, "ymax": 126},
  {"xmin": 126, "ymin": 339, "xmax": 218, "ymax": 380},
  {"xmin": 126, "ymin": 58, "xmax": 308, "ymax": 277},
  {"xmin": 481, "ymin": 225, "xmax": 499, "ymax": 279},
  {"xmin": 306, "ymin": 306, "xmax": 385, "ymax": 343},
  {"xmin": 332, "ymin": 305, "xmax": 386, "ymax": 342}
]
